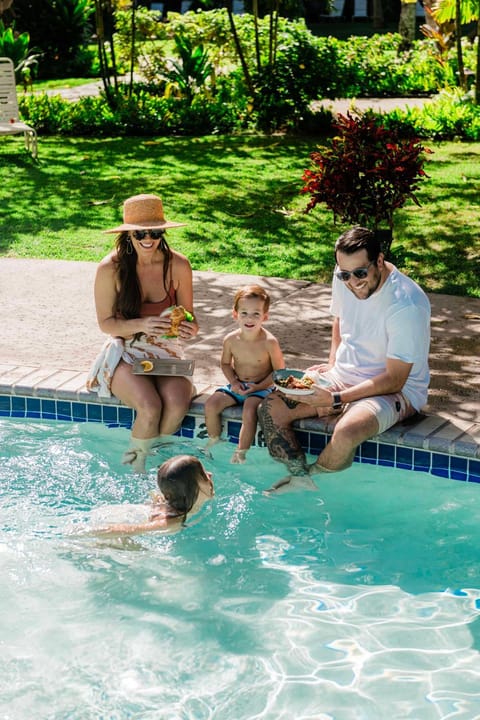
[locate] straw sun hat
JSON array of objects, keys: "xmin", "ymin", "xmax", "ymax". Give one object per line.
[{"xmin": 104, "ymin": 194, "xmax": 186, "ymax": 233}]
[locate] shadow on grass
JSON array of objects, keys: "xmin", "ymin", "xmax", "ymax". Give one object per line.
[{"xmin": 0, "ymin": 135, "xmax": 478, "ymax": 296}]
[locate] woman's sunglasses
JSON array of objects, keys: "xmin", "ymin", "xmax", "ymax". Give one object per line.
[
  {"xmin": 131, "ymin": 229, "xmax": 165, "ymax": 241},
  {"xmin": 335, "ymin": 261, "xmax": 375, "ymax": 282}
]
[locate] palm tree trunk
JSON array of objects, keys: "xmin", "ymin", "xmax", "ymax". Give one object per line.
[
  {"xmin": 226, "ymin": 6, "xmax": 255, "ymax": 97},
  {"xmin": 476, "ymin": 17, "xmax": 480, "ymax": 104},
  {"xmin": 372, "ymin": 0, "xmax": 384, "ymax": 29},
  {"xmin": 252, "ymin": 0, "xmax": 261, "ymax": 71},
  {"xmin": 398, "ymin": 0, "xmax": 417, "ymax": 45},
  {"xmin": 455, "ymin": 0, "xmax": 466, "ymax": 89}
]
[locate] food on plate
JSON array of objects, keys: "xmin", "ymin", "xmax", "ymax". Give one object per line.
[
  {"xmin": 276, "ymin": 374, "xmax": 314, "ymax": 390},
  {"xmin": 163, "ymin": 305, "xmax": 194, "ymax": 338},
  {"xmin": 140, "ymin": 360, "xmax": 154, "ymax": 372}
]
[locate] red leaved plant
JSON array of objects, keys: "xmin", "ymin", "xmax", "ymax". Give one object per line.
[{"xmin": 301, "ymin": 112, "xmax": 431, "ymax": 244}]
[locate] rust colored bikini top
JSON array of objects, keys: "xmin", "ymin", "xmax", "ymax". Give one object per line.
[{"xmin": 140, "ymin": 282, "xmax": 176, "ymax": 317}]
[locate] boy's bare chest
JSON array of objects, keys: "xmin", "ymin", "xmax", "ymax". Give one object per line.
[{"xmin": 231, "ymin": 337, "xmax": 269, "ymax": 363}]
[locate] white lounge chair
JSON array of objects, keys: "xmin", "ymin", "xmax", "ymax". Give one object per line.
[{"xmin": 0, "ymin": 57, "xmax": 37, "ymax": 159}]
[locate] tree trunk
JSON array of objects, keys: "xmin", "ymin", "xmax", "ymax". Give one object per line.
[
  {"xmin": 398, "ymin": 1, "xmax": 417, "ymax": 45},
  {"xmin": 476, "ymin": 17, "xmax": 480, "ymax": 105},
  {"xmin": 226, "ymin": 6, "xmax": 255, "ymax": 97},
  {"xmin": 372, "ymin": 0, "xmax": 384, "ymax": 30},
  {"xmin": 455, "ymin": 0, "xmax": 466, "ymax": 89},
  {"xmin": 94, "ymin": 0, "xmax": 118, "ymax": 107}
]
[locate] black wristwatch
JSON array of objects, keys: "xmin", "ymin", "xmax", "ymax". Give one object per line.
[{"xmin": 332, "ymin": 392, "xmax": 343, "ymax": 410}]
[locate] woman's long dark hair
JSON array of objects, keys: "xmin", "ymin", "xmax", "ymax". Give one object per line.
[
  {"xmin": 157, "ymin": 455, "xmax": 206, "ymax": 523},
  {"xmin": 113, "ymin": 231, "xmax": 173, "ymax": 319}
]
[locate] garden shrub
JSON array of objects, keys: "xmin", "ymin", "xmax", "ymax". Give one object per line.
[
  {"xmin": 386, "ymin": 89, "xmax": 480, "ymax": 141},
  {"xmin": 14, "ymin": 0, "xmax": 95, "ymax": 79},
  {"xmin": 252, "ymin": 33, "xmax": 331, "ymax": 131},
  {"xmin": 339, "ymin": 34, "xmax": 452, "ymax": 97},
  {"xmin": 18, "ymin": 85, "xmax": 241, "ymax": 137},
  {"xmin": 17, "ymin": 9, "xmax": 480, "ymax": 140},
  {"xmin": 19, "ymin": 93, "xmax": 70, "ymax": 133}
]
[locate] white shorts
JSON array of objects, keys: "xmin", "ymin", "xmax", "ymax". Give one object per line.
[{"xmin": 319, "ymin": 369, "xmax": 416, "ymax": 435}]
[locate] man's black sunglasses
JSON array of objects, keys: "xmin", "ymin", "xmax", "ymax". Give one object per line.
[
  {"xmin": 132, "ymin": 229, "xmax": 165, "ymax": 241},
  {"xmin": 335, "ymin": 261, "xmax": 375, "ymax": 282}
]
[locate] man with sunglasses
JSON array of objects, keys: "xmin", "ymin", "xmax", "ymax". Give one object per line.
[{"xmin": 259, "ymin": 225, "xmax": 431, "ymax": 492}]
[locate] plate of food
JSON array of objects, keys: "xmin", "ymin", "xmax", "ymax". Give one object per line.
[{"xmin": 273, "ymin": 368, "xmax": 323, "ymax": 396}]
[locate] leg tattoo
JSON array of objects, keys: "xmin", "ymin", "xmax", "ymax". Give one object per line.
[{"xmin": 258, "ymin": 396, "xmax": 308, "ymax": 475}]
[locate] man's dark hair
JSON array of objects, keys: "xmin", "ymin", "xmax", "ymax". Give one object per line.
[{"xmin": 335, "ymin": 226, "xmax": 381, "ymax": 262}]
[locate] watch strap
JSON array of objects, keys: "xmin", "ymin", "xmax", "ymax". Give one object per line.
[{"xmin": 332, "ymin": 392, "xmax": 343, "ymax": 410}]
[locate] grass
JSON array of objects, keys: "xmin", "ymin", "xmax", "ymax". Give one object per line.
[{"xmin": 1, "ymin": 134, "xmax": 479, "ymax": 297}]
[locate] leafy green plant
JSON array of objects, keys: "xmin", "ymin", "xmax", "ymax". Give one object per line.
[
  {"xmin": 164, "ymin": 34, "xmax": 213, "ymax": 104},
  {"xmin": 387, "ymin": 87, "xmax": 480, "ymax": 140},
  {"xmin": 113, "ymin": 6, "xmax": 166, "ymax": 80},
  {"xmin": 301, "ymin": 112, "xmax": 431, "ymax": 255},
  {"xmin": 0, "ymin": 20, "xmax": 41, "ymax": 82},
  {"xmin": 13, "ymin": 0, "xmax": 95, "ymax": 78},
  {"xmin": 251, "ymin": 32, "xmax": 329, "ymax": 132},
  {"xmin": 433, "ymin": 0, "xmax": 480, "ymax": 103},
  {"xmin": 18, "ymin": 83, "xmax": 240, "ymax": 136}
]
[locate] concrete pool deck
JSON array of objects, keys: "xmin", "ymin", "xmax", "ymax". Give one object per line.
[{"xmin": 0, "ymin": 257, "xmax": 479, "ymax": 467}]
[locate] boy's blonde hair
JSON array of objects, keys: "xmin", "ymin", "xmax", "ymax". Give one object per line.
[{"xmin": 233, "ymin": 284, "xmax": 270, "ymax": 312}]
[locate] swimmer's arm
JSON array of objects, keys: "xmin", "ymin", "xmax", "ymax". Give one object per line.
[{"xmin": 89, "ymin": 518, "xmax": 169, "ymax": 537}]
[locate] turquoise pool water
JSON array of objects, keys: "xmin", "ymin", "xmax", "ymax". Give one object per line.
[{"xmin": 1, "ymin": 417, "xmax": 480, "ymax": 719}]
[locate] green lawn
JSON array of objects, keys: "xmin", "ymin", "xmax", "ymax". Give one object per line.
[{"xmin": 1, "ymin": 134, "xmax": 479, "ymax": 297}]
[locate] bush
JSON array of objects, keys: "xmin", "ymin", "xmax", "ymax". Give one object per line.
[
  {"xmin": 13, "ymin": 0, "xmax": 96, "ymax": 79},
  {"xmin": 337, "ymin": 34, "xmax": 452, "ymax": 97},
  {"xmin": 301, "ymin": 111, "xmax": 431, "ymax": 242},
  {"xmin": 18, "ymin": 84, "xmax": 241, "ymax": 136},
  {"xmin": 386, "ymin": 88, "xmax": 480, "ymax": 141},
  {"xmin": 110, "ymin": 10, "xmax": 460, "ymax": 132}
]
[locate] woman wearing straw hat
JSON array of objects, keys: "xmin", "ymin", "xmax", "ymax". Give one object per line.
[{"xmin": 86, "ymin": 194, "xmax": 199, "ymax": 472}]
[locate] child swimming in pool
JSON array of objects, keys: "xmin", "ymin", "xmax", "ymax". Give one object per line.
[{"xmin": 92, "ymin": 455, "xmax": 214, "ymax": 537}]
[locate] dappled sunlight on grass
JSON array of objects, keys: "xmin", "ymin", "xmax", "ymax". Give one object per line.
[{"xmin": 0, "ymin": 135, "xmax": 478, "ymax": 296}]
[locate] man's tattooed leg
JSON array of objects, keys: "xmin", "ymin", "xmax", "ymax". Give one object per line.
[{"xmin": 258, "ymin": 394, "xmax": 308, "ymax": 475}]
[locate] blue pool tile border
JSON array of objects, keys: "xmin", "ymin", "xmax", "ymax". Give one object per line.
[{"xmin": 1, "ymin": 392, "xmax": 479, "ymax": 484}]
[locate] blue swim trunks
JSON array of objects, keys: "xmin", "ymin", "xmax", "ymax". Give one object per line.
[{"xmin": 216, "ymin": 383, "xmax": 274, "ymax": 404}]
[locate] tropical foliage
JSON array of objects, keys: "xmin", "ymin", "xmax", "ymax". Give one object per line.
[
  {"xmin": 10, "ymin": 0, "xmax": 95, "ymax": 78},
  {"xmin": 432, "ymin": 0, "xmax": 480, "ymax": 103},
  {"xmin": 0, "ymin": 19, "xmax": 41, "ymax": 82},
  {"xmin": 301, "ymin": 112, "xmax": 431, "ymax": 254}
]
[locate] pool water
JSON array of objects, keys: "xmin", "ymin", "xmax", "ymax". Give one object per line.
[{"xmin": 1, "ymin": 417, "xmax": 480, "ymax": 719}]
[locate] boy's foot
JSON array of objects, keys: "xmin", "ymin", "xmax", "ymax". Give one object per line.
[
  {"xmin": 231, "ymin": 449, "xmax": 247, "ymax": 464},
  {"xmin": 264, "ymin": 474, "xmax": 319, "ymax": 494}
]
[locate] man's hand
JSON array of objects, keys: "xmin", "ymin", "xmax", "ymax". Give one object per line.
[
  {"xmin": 294, "ymin": 384, "xmax": 332, "ymax": 408},
  {"xmin": 307, "ymin": 362, "xmax": 333, "ymax": 374}
]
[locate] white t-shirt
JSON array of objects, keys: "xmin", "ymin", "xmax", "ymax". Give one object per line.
[{"xmin": 330, "ymin": 265, "xmax": 431, "ymax": 410}]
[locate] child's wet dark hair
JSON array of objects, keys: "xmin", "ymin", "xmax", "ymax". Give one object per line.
[{"xmin": 157, "ymin": 455, "xmax": 206, "ymax": 518}]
